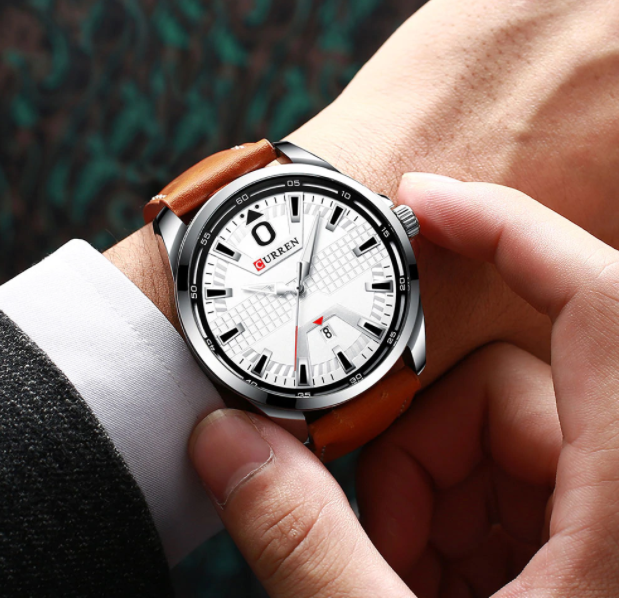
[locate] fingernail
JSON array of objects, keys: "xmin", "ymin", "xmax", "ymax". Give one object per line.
[
  {"xmin": 189, "ymin": 409, "xmax": 273, "ymax": 507},
  {"xmin": 402, "ymin": 172, "xmax": 462, "ymax": 184}
]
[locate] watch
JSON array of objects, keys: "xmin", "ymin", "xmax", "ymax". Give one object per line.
[{"xmin": 145, "ymin": 139, "xmax": 425, "ymax": 462}]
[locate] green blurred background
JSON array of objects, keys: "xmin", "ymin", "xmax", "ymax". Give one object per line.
[{"xmin": 0, "ymin": 0, "xmax": 424, "ymax": 595}]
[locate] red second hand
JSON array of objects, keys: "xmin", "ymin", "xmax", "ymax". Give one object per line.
[{"xmin": 293, "ymin": 260, "xmax": 303, "ymax": 373}]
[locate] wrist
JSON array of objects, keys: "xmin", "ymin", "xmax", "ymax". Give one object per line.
[
  {"xmin": 288, "ymin": 0, "xmax": 617, "ymax": 248},
  {"xmin": 104, "ymin": 224, "xmax": 180, "ymax": 332}
]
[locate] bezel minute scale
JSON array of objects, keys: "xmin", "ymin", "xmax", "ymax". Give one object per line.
[{"xmin": 154, "ymin": 145, "xmax": 425, "ymax": 420}]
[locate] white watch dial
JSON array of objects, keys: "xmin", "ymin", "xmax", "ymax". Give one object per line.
[{"xmin": 200, "ymin": 192, "xmax": 398, "ymax": 391}]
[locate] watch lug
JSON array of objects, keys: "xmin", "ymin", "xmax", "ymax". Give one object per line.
[
  {"xmin": 152, "ymin": 207, "xmax": 187, "ymax": 274},
  {"xmin": 254, "ymin": 404, "xmax": 309, "ymax": 444},
  {"xmin": 274, "ymin": 140, "xmax": 339, "ymax": 172},
  {"xmin": 405, "ymin": 296, "xmax": 426, "ymax": 375},
  {"xmin": 377, "ymin": 193, "xmax": 395, "ymax": 209}
]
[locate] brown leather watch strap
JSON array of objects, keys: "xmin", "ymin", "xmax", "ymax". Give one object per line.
[
  {"xmin": 143, "ymin": 139, "xmax": 278, "ymax": 223},
  {"xmin": 308, "ymin": 365, "xmax": 420, "ymax": 462}
]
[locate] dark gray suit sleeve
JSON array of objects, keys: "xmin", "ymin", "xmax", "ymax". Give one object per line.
[{"xmin": 0, "ymin": 311, "xmax": 173, "ymax": 597}]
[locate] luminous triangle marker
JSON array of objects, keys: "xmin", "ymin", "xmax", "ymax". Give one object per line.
[
  {"xmin": 313, "ymin": 316, "xmax": 323, "ymax": 326},
  {"xmin": 246, "ymin": 209, "xmax": 263, "ymax": 224}
]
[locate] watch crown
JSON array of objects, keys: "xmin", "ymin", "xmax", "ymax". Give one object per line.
[{"xmin": 393, "ymin": 204, "xmax": 420, "ymax": 238}]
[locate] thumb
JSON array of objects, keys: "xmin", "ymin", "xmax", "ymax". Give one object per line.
[{"xmin": 189, "ymin": 409, "xmax": 412, "ymax": 598}]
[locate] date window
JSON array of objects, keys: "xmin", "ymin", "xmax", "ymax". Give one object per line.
[{"xmin": 320, "ymin": 325, "xmax": 335, "ymax": 340}]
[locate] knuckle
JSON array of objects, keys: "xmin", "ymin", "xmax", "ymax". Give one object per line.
[
  {"xmin": 474, "ymin": 340, "xmax": 531, "ymax": 369},
  {"xmin": 590, "ymin": 259, "xmax": 619, "ymax": 309},
  {"xmin": 252, "ymin": 493, "xmax": 337, "ymax": 584},
  {"xmin": 568, "ymin": 251, "xmax": 619, "ymax": 345},
  {"xmin": 583, "ymin": 248, "xmax": 619, "ymax": 309}
]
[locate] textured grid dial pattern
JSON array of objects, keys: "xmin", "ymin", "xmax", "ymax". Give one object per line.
[
  {"xmin": 304, "ymin": 226, "xmax": 383, "ymax": 296},
  {"xmin": 209, "ymin": 219, "xmax": 386, "ymax": 358},
  {"xmin": 211, "ymin": 292, "xmax": 294, "ymax": 356}
]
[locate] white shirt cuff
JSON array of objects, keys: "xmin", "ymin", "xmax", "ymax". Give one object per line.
[{"xmin": 0, "ymin": 240, "xmax": 225, "ymax": 565}]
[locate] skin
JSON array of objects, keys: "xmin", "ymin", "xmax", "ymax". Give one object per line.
[
  {"xmin": 104, "ymin": 0, "xmax": 618, "ymax": 593},
  {"xmin": 189, "ymin": 176, "xmax": 618, "ymax": 597},
  {"xmin": 106, "ymin": 0, "xmax": 619, "ymax": 390}
]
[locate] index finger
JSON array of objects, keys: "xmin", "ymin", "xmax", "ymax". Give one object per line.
[
  {"xmin": 397, "ymin": 174, "xmax": 618, "ymax": 448},
  {"xmin": 398, "ymin": 174, "xmax": 617, "ymax": 321}
]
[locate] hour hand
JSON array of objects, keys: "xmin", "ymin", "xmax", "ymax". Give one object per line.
[
  {"xmin": 299, "ymin": 214, "xmax": 320, "ymax": 282},
  {"xmin": 242, "ymin": 282, "xmax": 297, "ymax": 296}
]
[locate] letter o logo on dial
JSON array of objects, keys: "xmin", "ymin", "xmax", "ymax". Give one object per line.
[
  {"xmin": 253, "ymin": 258, "xmax": 266, "ymax": 272},
  {"xmin": 252, "ymin": 222, "xmax": 276, "ymax": 246}
]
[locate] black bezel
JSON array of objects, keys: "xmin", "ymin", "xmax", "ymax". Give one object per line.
[
  {"xmin": 185, "ymin": 174, "xmax": 410, "ymax": 400},
  {"xmin": 174, "ymin": 162, "xmax": 421, "ymax": 412}
]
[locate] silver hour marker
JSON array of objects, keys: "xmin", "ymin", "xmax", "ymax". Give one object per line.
[
  {"xmin": 365, "ymin": 279, "xmax": 394, "ymax": 293},
  {"xmin": 251, "ymin": 349, "xmax": 272, "ymax": 377},
  {"xmin": 333, "ymin": 346, "xmax": 354, "ymax": 373},
  {"xmin": 353, "ymin": 236, "xmax": 378, "ymax": 257},
  {"xmin": 214, "ymin": 242, "xmax": 241, "ymax": 262},
  {"xmin": 219, "ymin": 323, "xmax": 245, "ymax": 345},
  {"xmin": 357, "ymin": 317, "xmax": 386, "ymax": 340},
  {"xmin": 287, "ymin": 193, "xmax": 302, "ymax": 222},
  {"xmin": 296, "ymin": 359, "xmax": 310, "ymax": 386},
  {"xmin": 204, "ymin": 287, "xmax": 232, "ymax": 300},
  {"xmin": 326, "ymin": 205, "xmax": 345, "ymax": 231}
]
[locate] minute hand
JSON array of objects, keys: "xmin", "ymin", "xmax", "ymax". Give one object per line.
[{"xmin": 299, "ymin": 214, "xmax": 320, "ymax": 284}]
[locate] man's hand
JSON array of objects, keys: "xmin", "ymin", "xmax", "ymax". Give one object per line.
[{"xmin": 189, "ymin": 175, "xmax": 618, "ymax": 597}]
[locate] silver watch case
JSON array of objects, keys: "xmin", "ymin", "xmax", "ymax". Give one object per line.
[{"xmin": 154, "ymin": 159, "xmax": 425, "ymax": 414}]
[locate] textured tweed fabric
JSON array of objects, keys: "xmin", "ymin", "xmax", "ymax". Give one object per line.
[{"xmin": 0, "ymin": 311, "xmax": 172, "ymax": 597}]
